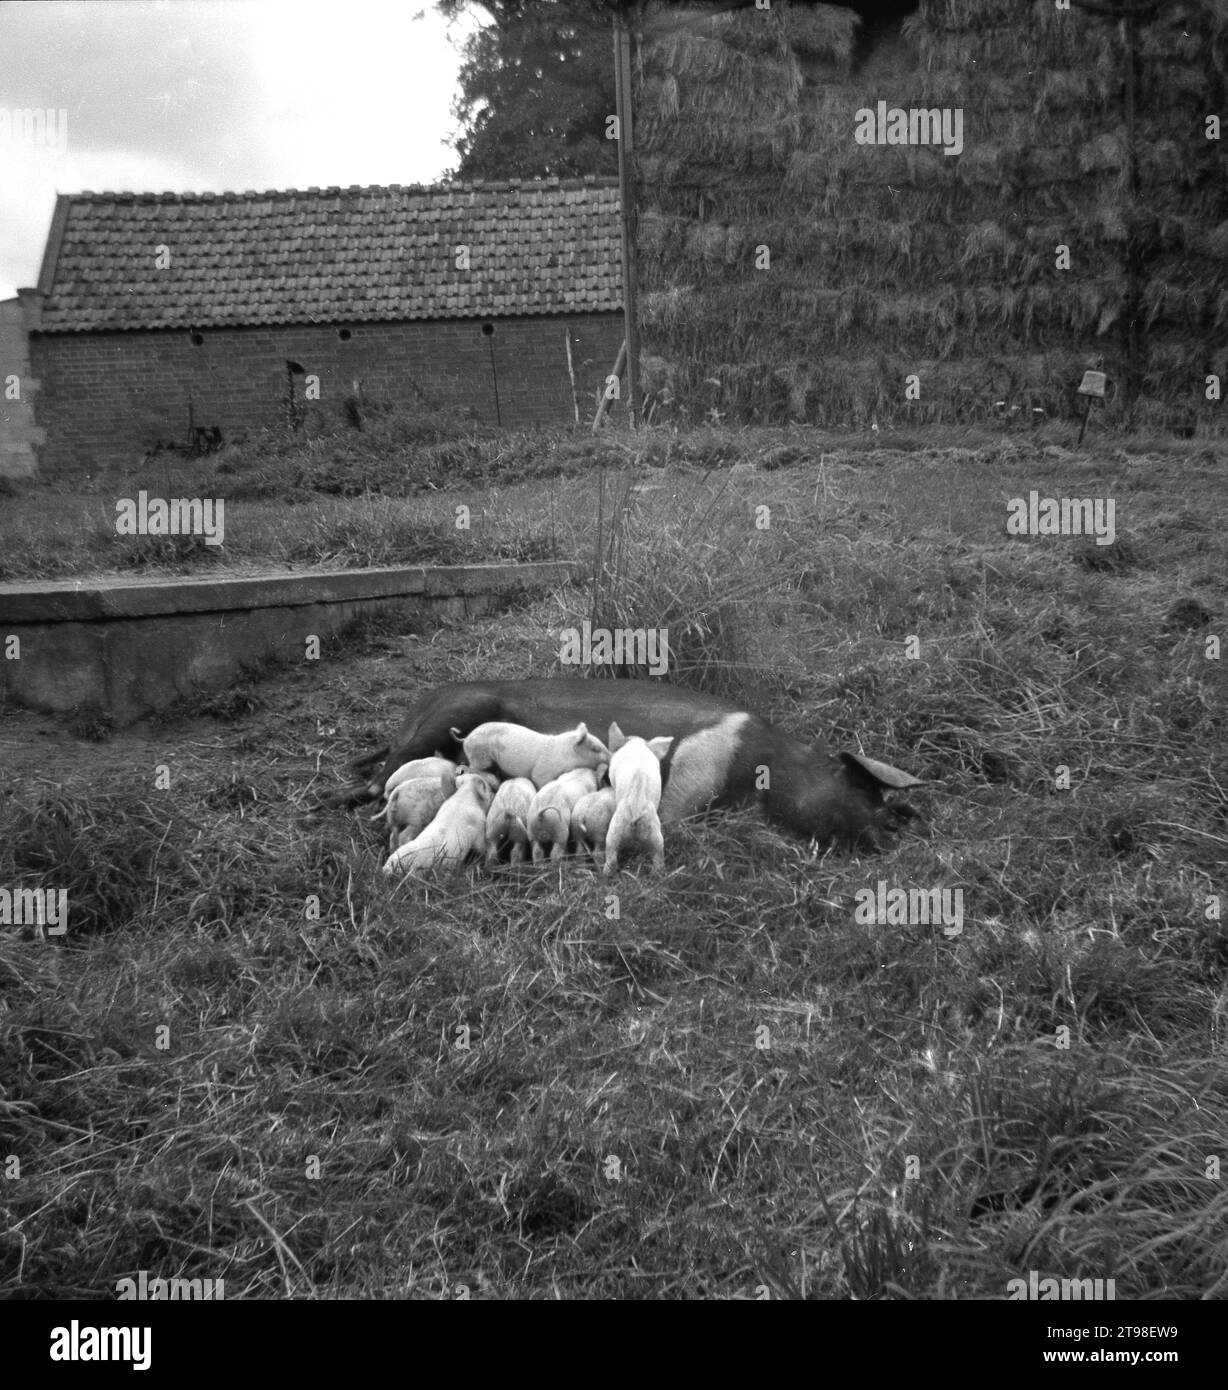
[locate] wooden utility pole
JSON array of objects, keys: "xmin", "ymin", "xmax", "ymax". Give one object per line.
[
  {"xmin": 1122, "ymin": 6, "xmax": 1141, "ymax": 425},
  {"xmin": 613, "ymin": 5, "xmax": 641, "ymax": 427},
  {"xmin": 1072, "ymin": 0, "xmax": 1161, "ymax": 424}
]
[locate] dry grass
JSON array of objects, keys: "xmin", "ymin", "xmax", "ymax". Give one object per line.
[
  {"xmin": 1, "ymin": 425, "xmax": 1225, "ymax": 1298},
  {"xmin": 0, "ymin": 404, "xmax": 631, "ymax": 582}
]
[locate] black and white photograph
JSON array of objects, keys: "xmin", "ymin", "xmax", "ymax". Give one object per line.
[{"xmin": 0, "ymin": 0, "xmax": 1225, "ymax": 1331}]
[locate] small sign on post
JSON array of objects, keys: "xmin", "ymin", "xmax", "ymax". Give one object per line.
[{"xmin": 1076, "ymin": 370, "xmax": 1107, "ymax": 446}]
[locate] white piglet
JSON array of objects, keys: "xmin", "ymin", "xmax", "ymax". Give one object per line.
[
  {"xmin": 383, "ymin": 774, "xmax": 494, "ymax": 877},
  {"xmin": 603, "ymin": 722, "xmax": 673, "ymax": 876},
  {"xmin": 484, "ymin": 776, "xmax": 537, "ymax": 865},
  {"xmin": 572, "ymin": 787, "xmax": 617, "ymax": 867},
  {"xmin": 383, "ymin": 755, "xmax": 457, "ymax": 798},
  {"xmin": 527, "ymin": 767, "xmax": 603, "ymax": 862},
  {"xmin": 455, "ymin": 766, "xmax": 501, "ymax": 794},
  {"xmin": 377, "ymin": 772, "xmax": 455, "ymax": 851},
  {"xmin": 456, "ymin": 720, "xmax": 609, "ymax": 787}
]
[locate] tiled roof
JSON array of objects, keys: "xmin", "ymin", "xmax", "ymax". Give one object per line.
[{"xmin": 35, "ymin": 179, "xmax": 623, "ymax": 332}]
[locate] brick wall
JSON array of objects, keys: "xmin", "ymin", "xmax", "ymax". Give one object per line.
[
  {"xmin": 28, "ymin": 311, "xmax": 626, "ymax": 473},
  {"xmin": 0, "ymin": 295, "xmax": 44, "ymax": 479}
]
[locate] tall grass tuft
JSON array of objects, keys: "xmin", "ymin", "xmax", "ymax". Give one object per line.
[
  {"xmin": 572, "ymin": 457, "xmax": 807, "ymax": 703},
  {"xmin": 2, "ymin": 791, "xmax": 191, "ymax": 936}
]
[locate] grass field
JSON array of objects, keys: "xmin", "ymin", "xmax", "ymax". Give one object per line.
[{"xmin": 1, "ymin": 418, "xmax": 1225, "ymax": 1299}]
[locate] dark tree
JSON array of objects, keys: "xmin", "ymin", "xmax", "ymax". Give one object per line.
[{"xmin": 439, "ymin": 0, "xmax": 623, "ymax": 180}]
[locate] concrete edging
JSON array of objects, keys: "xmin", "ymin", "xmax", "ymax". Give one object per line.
[{"xmin": 0, "ymin": 560, "xmax": 577, "ymax": 723}]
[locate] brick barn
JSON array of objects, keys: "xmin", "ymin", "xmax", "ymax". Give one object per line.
[{"xmin": 8, "ymin": 177, "xmax": 624, "ymax": 475}]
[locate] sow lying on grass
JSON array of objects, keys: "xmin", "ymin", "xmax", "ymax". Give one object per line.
[{"xmin": 350, "ymin": 678, "xmax": 923, "ymax": 851}]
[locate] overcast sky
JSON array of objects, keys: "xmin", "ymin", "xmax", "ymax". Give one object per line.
[{"xmin": 0, "ymin": 0, "xmax": 487, "ymax": 300}]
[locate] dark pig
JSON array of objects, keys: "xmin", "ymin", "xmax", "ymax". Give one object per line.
[{"xmin": 348, "ymin": 678, "xmax": 922, "ymax": 851}]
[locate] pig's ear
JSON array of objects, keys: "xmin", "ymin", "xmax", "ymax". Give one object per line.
[
  {"xmin": 647, "ymin": 736, "xmax": 673, "ymax": 761},
  {"xmin": 840, "ymin": 751, "xmax": 923, "ymax": 791},
  {"xmin": 574, "ymin": 721, "xmax": 589, "ymax": 743},
  {"xmin": 440, "ymin": 767, "xmax": 457, "ymax": 796},
  {"xmin": 607, "ymin": 722, "xmax": 626, "ymax": 752}
]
